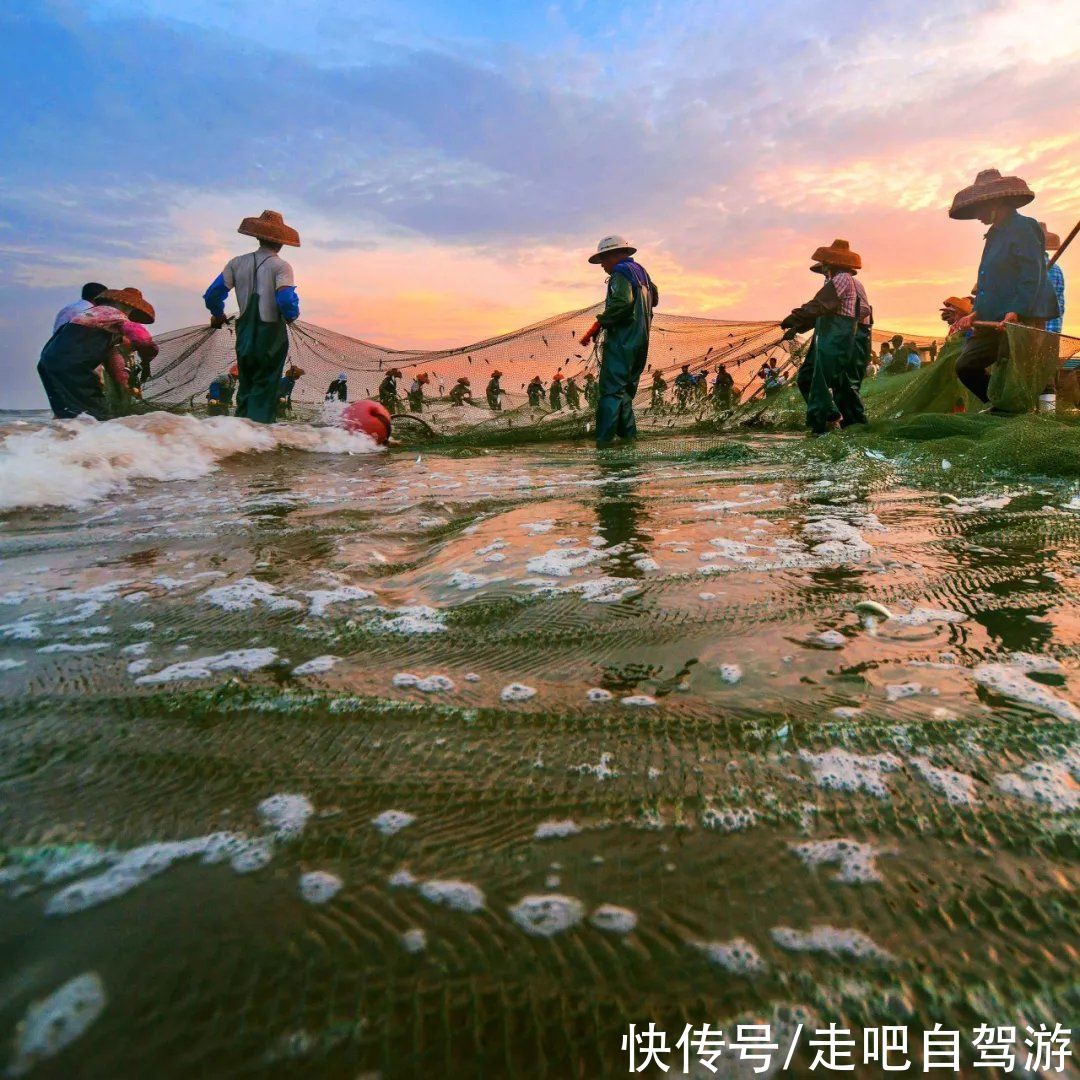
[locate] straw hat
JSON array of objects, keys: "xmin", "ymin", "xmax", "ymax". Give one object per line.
[
  {"xmin": 810, "ymin": 239, "xmax": 861, "ymax": 272},
  {"xmin": 457, "ymin": 377, "xmax": 470, "ymax": 386},
  {"xmin": 490, "ymin": 369, "xmax": 503, "ymax": 378},
  {"xmin": 386, "ymin": 368, "xmax": 402, "ymax": 378},
  {"xmin": 1039, "ymin": 222, "xmax": 1061, "ymax": 250},
  {"xmin": 948, "ymin": 169, "xmax": 1034, "ymax": 220},
  {"xmin": 942, "ymin": 296, "xmax": 974, "ymax": 316},
  {"xmin": 416, "ymin": 372, "xmax": 430, "ymax": 384},
  {"xmin": 238, "ymin": 209, "xmax": 301, "ymax": 247},
  {"xmin": 588, "ymin": 235, "xmax": 636, "ymax": 264},
  {"xmin": 95, "ymin": 287, "xmax": 156, "ymax": 324}
]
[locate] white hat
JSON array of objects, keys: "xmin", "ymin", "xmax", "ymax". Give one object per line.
[
  {"xmin": 588, "ymin": 235, "xmax": 637, "ymax": 264},
  {"xmin": 337, "ymin": 371, "xmax": 348, "ymax": 381}
]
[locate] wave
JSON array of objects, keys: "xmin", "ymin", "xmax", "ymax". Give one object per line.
[{"xmin": 0, "ymin": 412, "xmax": 382, "ymax": 512}]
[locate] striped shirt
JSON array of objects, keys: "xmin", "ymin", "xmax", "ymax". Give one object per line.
[
  {"xmin": 831, "ymin": 272, "xmax": 872, "ymax": 324},
  {"xmin": 1046, "ymin": 260, "xmax": 1066, "ymax": 335}
]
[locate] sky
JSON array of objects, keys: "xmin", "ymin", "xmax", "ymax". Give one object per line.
[{"xmin": 1, "ymin": 0, "xmax": 1078, "ymax": 408}]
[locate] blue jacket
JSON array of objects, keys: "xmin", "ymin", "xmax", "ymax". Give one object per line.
[{"xmin": 974, "ymin": 211, "xmax": 1056, "ymax": 322}]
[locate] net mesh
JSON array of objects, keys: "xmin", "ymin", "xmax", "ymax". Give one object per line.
[{"xmin": 142, "ymin": 310, "xmax": 1080, "ymax": 444}]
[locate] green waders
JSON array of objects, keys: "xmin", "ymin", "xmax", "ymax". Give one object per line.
[
  {"xmin": 796, "ymin": 311, "xmax": 871, "ymax": 434},
  {"xmin": 234, "ymin": 254, "xmax": 289, "ymax": 425}
]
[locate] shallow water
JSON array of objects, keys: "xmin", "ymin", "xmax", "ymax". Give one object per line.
[{"xmin": 1, "ymin": 417, "xmax": 1079, "ymax": 1077}]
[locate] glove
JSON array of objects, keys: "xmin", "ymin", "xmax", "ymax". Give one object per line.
[
  {"xmin": 580, "ymin": 320, "xmax": 602, "ymax": 347},
  {"xmin": 210, "ymin": 314, "xmax": 227, "ymax": 329},
  {"xmin": 781, "ymin": 328, "xmax": 797, "ymax": 341}
]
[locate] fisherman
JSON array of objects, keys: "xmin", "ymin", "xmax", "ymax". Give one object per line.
[
  {"xmin": 712, "ymin": 363, "xmax": 735, "ymax": 410},
  {"xmin": 486, "ymin": 370, "xmax": 504, "ymax": 410},
  {"xmin": 929, "ymin": 340, "xmax": 938, "ymax": 362},
  {"xmin": 449, "ymin": 376, "xmax": 473, "ymax": 406},
  {"xmin": 694, "ymin": 372, "xmax": 709, "ymax": 403},
  {"xmin": 758, "ymin": 357, "xmax": 787, "ymax": 396},
  {"xmin": 278, "ymin": 363, "xmax": 304, "ymax": 416},
  {"xmin": 549, "ymin": 371, "xmax": 564, "ymax": 410},
  {"xmin": 673, "ymin": 364, "xmax": 696, "ymax": 409},
  {"xmin": 1041, "ymin": 224, "xmax": 1066, "ymax": 336},
  {"xmin": 583, "ymin": 372, "xmax": 599, "ymax": 409},
  {"xmin": 207, "ymin": 363, "xmax": 239, "ymax": 416},
  {"xmin": 52, "ymin": 282, "xmax": 108, "ymax": 334},
  {"xmin": 902, "ymin": 343, "xmax": 922, "ymax": 371},
  {"xmin": 649, "ymin": 369, "xmax": 667, "ymax": 410},
  {"xmin": 947, "ymin": 170, "xmax": 1057, "ymax": 405},
  {"xmin": 407, "ymin": 372, "xmax": 429, "ymax": 412},
  {"xmin": 325, "ymin": 372, "xmax": 348, "ymax": 402},
  {"xmin": 527, "ymin": 375, "xmax": 545, "ymax": 407},
  {"xmin": 38, "ymin": 287, "xmax": 158, "ymax": 421},
  {"xmin": 564, "ymin": 376, "xmax": 582, "ymax": 410},
  {"xmin": 379, "ymin": 368, "xmax": 403, "ymax": 413},
  {"xmin": 780, "ymin": 238, "xmax": 873, "ymax": 434},
  {"xmin": 941, "ymin": 296, "xmax": 974, "ymax": 336},
  {"xmin": 579, "ymin": 235, "xmax": 659, "ymax": 448},
  {"xmin": 203, "ymin": 210, "xmax": 301, "ymax": 424}
]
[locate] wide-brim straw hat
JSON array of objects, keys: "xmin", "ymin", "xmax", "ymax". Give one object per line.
[
  {"xmin": 386, "ymin": 368, "xmax": 402, "ymax": 378},
  {"xmin": 457, "ymin": 377, "xmax": 470, "ymax": 386},
  {"xmin": 490, "ymin": 370, "xmax": 503, "ymax": 378},
  {"xmin": 810, "ymin": 239, "xmax": 861, "ymax": 271},
  {"xmin": 942, "ymin": 295, "xmax": 974, "ymax": 316},
  {"xmin": 949, "ymin": 169, "xmax": 1034, "ymax": 220},
  {"xmin": 95, "ymin": 286, "xmax": 156, "ymax": 324},
  {"xmin": 1039, "ymin": 222, "xmax": 1061, "ymax": 250},
  {"xmin": 588, "ymin": 234, "xmax": 637, "ymax": 264},
  {"xmin": 238, "ymin": 209, "xmax": 301, "ymax": 247}
]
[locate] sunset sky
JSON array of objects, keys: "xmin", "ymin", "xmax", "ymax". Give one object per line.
[{"xmin": 2, "ymin": 0, "xmax": 1078, "ymax": 408}]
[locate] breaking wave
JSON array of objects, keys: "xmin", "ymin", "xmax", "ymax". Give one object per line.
[{"xmin": 0, "ymin": 412, "xmax": 381, "ymax": 512}]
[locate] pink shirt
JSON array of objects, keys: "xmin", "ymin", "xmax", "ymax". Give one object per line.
[{"xmin": 69, "ymin": 305, "xmax": 157, "ymax": 387}]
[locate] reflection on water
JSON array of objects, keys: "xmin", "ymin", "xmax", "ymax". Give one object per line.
[{"xmin": 0, "ymin": 434, "xmax": 1078, "ymax": 1077}]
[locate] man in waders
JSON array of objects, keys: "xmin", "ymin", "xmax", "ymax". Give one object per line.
[
  {"xmin": 780, "ymin": 239, "xmax": 872, "ymax": 435},
  {"xmin": 203, "ymin": 210, "xmax": 301, "ymax": 424},
  {"xmin": 583, "ymin": 372, "xmax": 598, "ymax": 410},
  {"xmin": 407, "ymin": 372, "xmax": 430, "ymax": 412},
  {"xmin": 486, "ymin": 370, "xmax": 504, "ymax": 410},
  {"xmin": 564, "ymin": 376, "xmax": 582, "ymax": 410},
  {"xmin": 712, "ymin": 363, "xmax": 735, "ymax": 410},
  {"xmin": 649, "ymin": 369, "xmax": 667, "ymax": 411},
  {"xmin": 580, "ymin": 235, "xmax": 658, "ymax": 449},
  {"xmin": 947, "ymin": 170, "xmax": 1057, "ymax": 405},
  {"xmin": 379, "ymin": 368, "xmax": 403, "ymax": 413},
  {"xmin": 549, "ymin": 371, "xmax": 564, "ymax": 410},
  {"xmin": 527, "ymin": 375, "xmax": 545, "ymax": 407}
]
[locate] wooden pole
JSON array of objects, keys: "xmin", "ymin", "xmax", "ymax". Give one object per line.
[{"xmin": 1049, "ymin": 217, "xmax": 1080, "ymax": 268}]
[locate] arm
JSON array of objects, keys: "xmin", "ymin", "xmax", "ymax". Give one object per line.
[
  {"xmin": 203, "ymin": 273, "xmax": 231, "ymax": 318},
  {"xmin": 650, "ymin": 280, "xmax": 660, "ymax": 309},
  {"xmin": 780, "ymin": 280, "xmax": 841, "ymax": 334},
  {"xmin": 275, "ymin": 286, "xmax": 300, "ymax": 322},
  {"xmin": 596, "ymin": 271, "xmax": 635, "ymax": 329}
]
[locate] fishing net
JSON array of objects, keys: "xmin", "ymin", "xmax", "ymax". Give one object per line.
[{"xmin": 142, "ymin": 309, "xmax": 1079, "ymax": 446}]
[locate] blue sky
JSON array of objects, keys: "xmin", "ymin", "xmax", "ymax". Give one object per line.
[{"xmin": 1, "ymin": 0, "xmax": 1077, "ymax": 408}]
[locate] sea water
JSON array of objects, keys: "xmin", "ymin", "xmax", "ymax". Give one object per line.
[{"xmin": 0, "ymin": 412, "xmax": 1078, "ymax": 1076}]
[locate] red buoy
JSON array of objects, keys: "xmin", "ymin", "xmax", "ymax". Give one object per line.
[{"xmin": 341, "ymin": 399, "xmax": 392, "ymax": 445}]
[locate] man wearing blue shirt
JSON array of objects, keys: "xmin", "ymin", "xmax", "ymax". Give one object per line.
[{"xmin": 948, "ymin": 170, "xmax": 1058, "ymax": 405}]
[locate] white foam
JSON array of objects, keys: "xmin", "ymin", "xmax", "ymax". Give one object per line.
[
  {"xmin": 135, "ymin": 648, "xmax": 278, "ymax": 684},
  {"xmin": 6, "ymin": 972, "xmax": 107, "ymax": 1078},
  {"xmin": 298, "ymin": 871, "xmax": 343, "ymax": 904},
  {"xmin": 691, "ymin": 938, "xmax": 767, "ymax": 974},
  {"xmin": 771, "ymin": 925, "xmax": 895, "ymax": 963},
  {"xmin": 292, "ymin": 655, "xmax": 340, "ymax": 676},
  {"xmin": 995, "ymin": 759, "xmax": 1080, "ymax": 812},
  {"xmin": 888, "ymin": 607, "xmax": 968, "ymax": 628},
  {"xmin": 37, "ymin": 642, "xmax": 109, "ymax": 654},
  {"xmin": 501, "ymin": 683, "xmax": 537, "ymax": 702},
  {"xmin": 620, "ymin": 694, "xmax": 656, "ymax": 707},
  {"xmin": 572, "ymin": 752, "xmax": 619, "ymax": 781},
  {"xmin": 508, "ymin": 894, "xmax": 584, "ymax": 936},
  {"xmin": 701, "ymin": 806, "xmax": 757, "ymax": 832},
  {"xmin": 910, "ymin": 757, "xmax": 979, "ymax": 807},
  {"xmin": 799, "ymin": 749, "xmax": 902, "ymax": 799},
  {"xmin": 377, "ymin": 605, "xmax": 446, "ymax": 635},
  {"xmin": 589, "ymin": 904, "xmax": 637, "ymax": 934},
  {"xmin": 446, "ymin": 571, "xmax": 492, "ymax": 591},
  {"xmin": 388, "ymin": 868, "xmax": 417, "ymax": 888},
  {"xmin": 525, "ymin": 547, "xmax": 605, "ymax": 577},
  {"xmin": 789, "ymin": 839, "xmax": 884, "ymax": 883},
  {"xmin": 257, "ymin": 793, "xmax": 314, "ymax": 839},
  {"xmin": 973, "ymin": 662, "xmax": 1080, "ymax": 722},
  {"xmin": 0, "ymin": 658, "xmax": 26, "ymax": 671},
  {"xmin": 0, "ymin": 617, "xmax": 42, "ymax": 641},
  {"xmin": 419, "ymin": 879, "xmax": 485, "ymax": 912},
  {"xmin": 302, "ymin": 587, "xmax": 375, "ymax": 617},
  {"xmin": 521, "ymin": 520, "xmax": 555, "ymax": 535},
  {"xmin": 811, "ymin": 630, "xmax": 847, "ymax": 649},
  {"xmin": 372, "ymin": 810, "xmax": 416, "ymax": 836},
  {"xmin": 586, "ymin": 688, "xmax": 614, "ymax": 702},
  {"xmin": 720, "ymin": 664, "xmax": 743, "ymax": 684},
  {"xmin": 885, "ymin": 682, "xmax": 922, "ymax": 702},
  {"xmin": 0, "ymin": 413, "xmax": 381, "ymax": 512},
  {"xmin": 533, "ymin": 820, "xmax": 581, "ymax": 840},
  {"xmin": 401, "ymin": 928, "xmax": 428, "ymax": 954},
  {"xmin": 201, "ymin": 578, "xmax": 303, "ymax": 613}
]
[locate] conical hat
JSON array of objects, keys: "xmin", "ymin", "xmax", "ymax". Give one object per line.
[
  {"xmin": 94, "ymin": 286, "xmax": 156, "ymax": 324},
  {"xmin": 810, "ymin": 239, "xmax": 861, "ymax": 271},
  {"xmin": 949, "ymin": 169, "xmax": 1034, "ymax": 220},
  {"xmin": 238, "ymin": 209, "xmax": 301, "ymax": 247},
  {"xmin": 1039, "ymin": 222, "xmax": 1061, "ymax": 250}
]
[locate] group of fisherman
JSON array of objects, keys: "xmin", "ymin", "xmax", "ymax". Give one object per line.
[{"xmin": 38, "ymin": 167, "xmax": 1068, "ymax": 444}]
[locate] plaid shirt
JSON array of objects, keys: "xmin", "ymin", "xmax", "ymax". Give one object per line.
[
  {"xmin": 830, "ymin": 272, "xmax": 873, "ymax": 324},
  {"xmin": 1046, "ymin": 259, "xmax": 1066, "ymax": 334}
]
